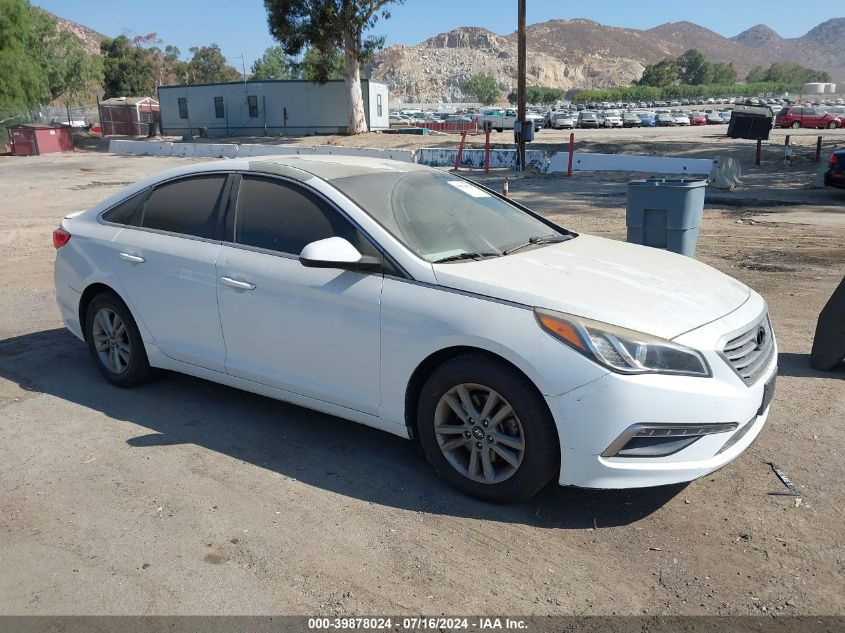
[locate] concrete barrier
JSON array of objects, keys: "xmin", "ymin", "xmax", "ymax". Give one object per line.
[
  {"xmin": 107, "ymin": 140, "xmax": 413, "ymax": 162},
  {"xmin": 418, "ymin": 148, "xmax": 547, "ymax": 171},
  {"xmin": 237, "ymin": 144, "xmax": 301, "ymax": 157},
  {"xmin": 189, "ymin": 143, "xmax": 239, "ymax": 158},
  {"xmin": 548, "ymin": 152, "xmax": 713, "ymax": 175},
  {"xmin": 312, "ymin": 146, "xmax": 416, "ymax": 162}
]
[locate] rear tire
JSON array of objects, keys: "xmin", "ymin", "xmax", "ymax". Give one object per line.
[
  {"xmin": 416, "ymin": 354, "xmax": 559, "ymax": 503},
  {"xmin": 84, "ymin": 292, "xmax": 153, "ymax": 388}
]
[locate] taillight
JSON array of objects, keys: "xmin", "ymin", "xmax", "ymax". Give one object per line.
[
  {"xmin": 830, "ymin": 154, "xmax": 839, "ymax": 167},
  {"xmin": 53, "ymin": 227, "xmax": 71, "ymax": 249}
]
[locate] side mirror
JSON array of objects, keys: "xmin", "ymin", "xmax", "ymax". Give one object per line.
[{"xmin": 299, "ymin": 237, "xmax": 381, "ymax": 272}]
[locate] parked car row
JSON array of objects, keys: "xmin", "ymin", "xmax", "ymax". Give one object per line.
[
  {"xmin": 573, "ymin": 96, "xmax": 794, "ymax": 111},
  {"xmin": 543, "ymin": 108, "xmax": 734, "ymax": 129}
]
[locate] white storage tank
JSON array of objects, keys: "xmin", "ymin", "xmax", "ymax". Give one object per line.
[
  {"xmin": 804, "ymin": 82, "xmax": 826, "ymax": 94},
  {"xmin": 824, "ymin": 83, "xmax": 837, "ymax": 94}
]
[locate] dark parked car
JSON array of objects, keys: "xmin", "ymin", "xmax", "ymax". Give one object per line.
[{"xmin": 824, "ymin": 150, "xmax": 845, "ymax": 189}]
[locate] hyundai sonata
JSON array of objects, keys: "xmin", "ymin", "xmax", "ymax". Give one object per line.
[{"xmin": 53, "ymin": 156, "xmax": 777, "ymax": 503}]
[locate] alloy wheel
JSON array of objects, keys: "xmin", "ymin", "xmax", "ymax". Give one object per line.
[
  {"xmin": 92, "ymin": 307, "xmax": 130, "ymax": 374},
  {"xmin": 433, "ymin": 383, "xmax": 525, "ymax": 484}
]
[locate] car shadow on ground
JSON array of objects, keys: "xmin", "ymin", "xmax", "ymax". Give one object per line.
[
  {"xmin": 777, "ymin": 351, "xmax": 845, "ymax": 379},
  {"xmin": 0, "ymin": 328, "xmax": 685, "ymax": 528}
]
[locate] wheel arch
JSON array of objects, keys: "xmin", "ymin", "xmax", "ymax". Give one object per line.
[
  {"xmin": 78, "ymin": 282, "xmax": 133, "ymax": 342},
  {"xmin": 403, "ymin": 345, "xmax": 556, "ymax": 443}
]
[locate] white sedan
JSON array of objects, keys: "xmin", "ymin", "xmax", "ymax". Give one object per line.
[{"xmin": 53, "ymin": 156, "xmax": 777, "ymax": 502}]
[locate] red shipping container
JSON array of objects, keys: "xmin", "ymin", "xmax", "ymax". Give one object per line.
[{"xmin": 8, "ymin": 124, "xmax": 74, "ymax": 156}]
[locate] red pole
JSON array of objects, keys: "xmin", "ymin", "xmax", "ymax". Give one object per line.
[
  {"xmin": 567, "ymin": 132, "xmax": 575, "ymax": 177},
  {"xmin": 485, "ymin": 128, "xmax": 491, "ymax": 175},
  {"xmin": 455, "ymin": 131, "xmax": 467, "ymax": 171}
]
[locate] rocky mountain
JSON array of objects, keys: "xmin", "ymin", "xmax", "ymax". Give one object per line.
[
  {"xmin": 43, "ymin": 10, "xmax": 106, "ymax": 56},
  {"xmin": 370, "ymin": 18, "xmax": 845, "ymax": 104}
]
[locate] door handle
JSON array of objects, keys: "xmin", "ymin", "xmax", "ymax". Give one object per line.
[
  {"xmin": 220, "ymin": 276, "xmax": 256, "ymax": 291},
  {"xmin": 119, "ymin": 252, "xmax": 146, "ymax": 264}
]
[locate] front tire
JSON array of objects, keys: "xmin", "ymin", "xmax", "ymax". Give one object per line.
[
  {"xmin": 416, "ymin": 354, "xmax": 559, "ymax": 503},
  {"xmin": 828, "ymin": 121, "xmax": 838, "ymax": 129},
  {"xmin": 85, "ymin": 292, "xmax": 153, "ymax": 387},
  {"xmin": 791, "ymin": 121, "xmax": 801, "ymax": 129}
]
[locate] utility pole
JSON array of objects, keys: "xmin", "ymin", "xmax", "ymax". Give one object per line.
[{"xmin": 517, "ymin": 0, "xmax": 527, "ymax": 171}]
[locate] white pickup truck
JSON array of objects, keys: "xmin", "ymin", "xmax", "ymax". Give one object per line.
[{"xmin": 475, "ymin": 108, "xmax": 543, "ymax": 133}]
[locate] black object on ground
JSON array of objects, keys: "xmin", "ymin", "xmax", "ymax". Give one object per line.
[{"xmin": 810, "ymin": 276, "xmax": 845, "ymax": 371}]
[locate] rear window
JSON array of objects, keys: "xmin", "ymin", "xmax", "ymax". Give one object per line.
[
  {"xmin": 140, "ymin": 175, "xmax": 226, "ymax": 239},
  {"xmin": 102, "ymin": 190, "xmax": 147, "ymax": 225}
]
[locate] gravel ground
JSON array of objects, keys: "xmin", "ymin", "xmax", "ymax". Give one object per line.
[{"xmin": 0, "ymin": 139, "xmax": 843, "ymax": 616}]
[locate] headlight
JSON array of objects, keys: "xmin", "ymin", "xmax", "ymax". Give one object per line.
[{"xmin": 534, "ymin": 308, "xmax": 711, "ymax": 377}]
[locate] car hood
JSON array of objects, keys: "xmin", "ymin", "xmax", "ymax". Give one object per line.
[{"xmin": 432, "ymin": 235, "xmax": 750, "ymax": 340}]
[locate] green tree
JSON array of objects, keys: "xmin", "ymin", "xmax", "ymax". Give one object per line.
[
  {"xmin": 462, "ymin": 74, "xmax": 498, "ymax": 105},
  {"xmin": 42, "ymin": 29, "xmax": 103, "ymax": 100},
  {"xmin": 677, "ymin": 49, "xmax": 711, "ymax": 85},
  {"xmin": 251, "ymin": 45, "xmax": 300, "ymax": 80},
  {"xmin": 638, "ymin": 58, "xmax": 679, "ymax": 87},
  {"xmin": 161, "ymin": 45, "xmax": 189, "ymax": 84},
  {"xmin": 746, "ymin": 66, "xmax": 766, "ymax": 83},
  {"xmin": 186, "ymin": 44, "xmax": 241, "ymax": 84},
  {"xmin": 709, "ymin": 62, "xmax": 737, "ymax": 86},
  {"xmin": 761, "ymin": 63, "xmax": 831, "ymax": 84},
  {"xmin": 0, "ymin": 0, "xmax": 49, "ymax": 112},
  {"xmin": 264, "ymin": 0, "xmax": 404, "ymax": 134},
  {"xmin": 101, "ymin": 35, "xmax": 157, "ymax": 97},
  {"xmin": 301, "ymin": 47, "xmax": 345, "ymax": 81}
]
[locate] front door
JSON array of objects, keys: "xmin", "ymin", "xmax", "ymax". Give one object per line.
[{"xmin": 216, "ymin": 175, "xmax": 383, "ymax": 415}]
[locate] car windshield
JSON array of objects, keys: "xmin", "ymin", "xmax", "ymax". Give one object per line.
[{"xmin": 327, "ymin": 171, "xmax": 568, "ymax": 263}]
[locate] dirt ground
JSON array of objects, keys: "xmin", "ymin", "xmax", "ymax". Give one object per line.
[{"xmin": 0, "ymin": 129, "xmax": 843, "ymax": 617}]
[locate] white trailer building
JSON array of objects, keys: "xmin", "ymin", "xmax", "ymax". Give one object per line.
[{"xmin": 157, "ymin": 79, "xmax": 389, "ymax": 137}]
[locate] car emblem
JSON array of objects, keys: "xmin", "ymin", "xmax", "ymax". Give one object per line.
[{"xmin": 755, "ymin": 327, "xmax": 767, "ymax": 350}]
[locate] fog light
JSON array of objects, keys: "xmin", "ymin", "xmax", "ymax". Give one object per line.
[{"xmin": 602, "ymin": 423, "xmax": 739, "ymax": 458}]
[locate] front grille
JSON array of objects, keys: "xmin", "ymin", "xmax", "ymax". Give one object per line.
[{"xmin": 721, "ymin": 315, "xmax": 775, "ymax": 385}]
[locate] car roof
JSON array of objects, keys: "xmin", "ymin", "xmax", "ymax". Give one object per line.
[{"xmin": 245, "ymin": 154, "xmax": 431, "ymax": 180}]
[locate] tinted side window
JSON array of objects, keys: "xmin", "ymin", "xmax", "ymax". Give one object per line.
[
  {"xmin": 141, "ymin": 175, "xmax": 226, "ymax": 239},
  {"xmin": 102, "ymin": 190, "xmax": 147, "ymax": 225},
  {"xmin": 234, "ymin": 176, "xmax": 375, "ymax": 257}
]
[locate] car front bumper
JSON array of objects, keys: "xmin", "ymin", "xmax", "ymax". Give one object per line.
[{"xmin": 547, "ymin": 298, "xmax": 778, "ymax": 489}]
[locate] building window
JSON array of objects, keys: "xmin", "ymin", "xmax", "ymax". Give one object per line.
[
  {"xmin": 214, "ymin": 97, "xmax": 224, "ymax": 119},
  {"xmin": 178, "ymin": 97, "xmax": 188, "ymax": 119},
  {"xmin": 248, "ymin": 95, "xmax": 258, "ymax": 118},
  {"xmin": 377, "ymin": 93, "xmax": 383, "ymax": 117}
]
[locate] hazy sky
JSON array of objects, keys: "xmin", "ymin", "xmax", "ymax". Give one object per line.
[{"xmin": 34, "ymin": 0, "xmax": 842, "ymax": 68}]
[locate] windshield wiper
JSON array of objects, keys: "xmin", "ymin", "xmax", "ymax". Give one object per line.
[
  {"xmin": 432, "ymin": 252, "xmax": 501, "ymax": 264},
  {"xmin": 503, "ymin": 234, "xmax": 573, "ymax": 255}
]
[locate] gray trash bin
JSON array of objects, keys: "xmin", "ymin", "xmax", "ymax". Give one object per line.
[{"xmin": 626, "ymin": 178, "xmax": 707, "ymax": 257}]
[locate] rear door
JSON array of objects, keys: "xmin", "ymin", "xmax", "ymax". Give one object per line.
[
  {"xmin": 112, "ymin": 174, "xmax": 230, "ymax": 371},
  {"xmin": 216, "ymin": 174, "xmax": 384, "ymax": 414}
]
